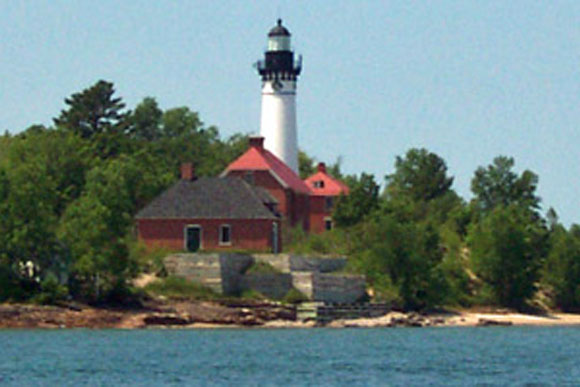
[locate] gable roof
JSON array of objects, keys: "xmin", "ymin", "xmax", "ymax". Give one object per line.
[
  {"xmin": 304, "ymin": 164, "xmax": 350, "ymax": 197},
  {"xmin": 223, "ymin": 141, "xmax": 311, "ymax": 194},
  {"xmin": 136, "ymin": 177, "xmax": 278, "ymax": 220}
]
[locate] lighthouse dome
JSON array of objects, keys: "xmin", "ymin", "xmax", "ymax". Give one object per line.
[
  {"xmin": 267, "ymin": 19, "xmax": 291, "ymax": 51},
  {"xmin": 268, "ymin": 19, "xmax": 291, "ymax": 37}
]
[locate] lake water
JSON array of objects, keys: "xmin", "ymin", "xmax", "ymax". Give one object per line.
[{"xmin": 1, "ymin": 327, "xmax": 579, "ymax": 386}]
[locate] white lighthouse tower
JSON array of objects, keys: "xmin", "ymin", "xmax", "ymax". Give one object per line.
[{"xmin": 256, "ymin": 19, "xmax": 302, "ymax": 173}]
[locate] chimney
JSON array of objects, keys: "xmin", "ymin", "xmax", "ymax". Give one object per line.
[
  {"xmin": 249, "ymin": 136, "xmax": 264, "ymax": 150},
  {"xmin": 180, "ymin": 163, "xmax": 195, "ymax": 181},
  {"xmin": 317, "ymin": 162, "xmax": 327, "ymax": 173}
]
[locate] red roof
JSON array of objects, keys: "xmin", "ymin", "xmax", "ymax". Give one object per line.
[
  {"xmin": 224, "ymin": 138, "xmax": 311, "ymax": 194},
  {"xmin": 304, "ymin": 163, "xmax": 350, "ymax": 196}
]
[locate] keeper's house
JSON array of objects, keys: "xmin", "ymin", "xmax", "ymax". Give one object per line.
[
  {"xmin": 304, "ymin": 162, "xmax": 350, "ymax": 233},
  {"xmin": 135, "ymin": 163, "xmax": 281, "ymax": 253},
  {"xmin": 222, "ymin": 136, "xmax": 311, "ymax": 230}
]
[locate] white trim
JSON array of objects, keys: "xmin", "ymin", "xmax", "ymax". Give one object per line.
[
  {"xmin": 324, "ymin": 217, "xmax": 333, "ymax": 231},
  {"xmin": 219, "ymin": 224, "xmax": 232, "ymax": 246},
  {"xmin": 266, "ymin": 169, "xmax": 289, "ymax": 189},
  {"xmin": 184, "ymin": 224, "xmax": 202, "ymax": 251}
]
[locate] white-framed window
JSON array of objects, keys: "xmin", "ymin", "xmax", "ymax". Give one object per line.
[
  {"xmin": 324, "ymin": 217, "xmax": 333, "ymax": 231},
  {"xmin": 313, "ymin": 180, "xmax": 325, "ymax": 189},
  {"xmin": 219, "ymin": 224, "xmax": 232, "ymax": 245}
]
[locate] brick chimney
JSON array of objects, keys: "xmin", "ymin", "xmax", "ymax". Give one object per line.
[
  {"xmin": 317, "ymin": 162, "xmax": 327, "ymax": 173},
  {"xmin": 180, "ymin": 163, "xmax": 196, "ymax": 181},
  {"xmin": 249, "ymin": 136, "xmax": 264, "ymax": 150}
]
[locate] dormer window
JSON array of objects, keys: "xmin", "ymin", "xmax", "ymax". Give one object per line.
[{"xmin": 313, "ymin": 180, "xmax": 324, "ymax": 189}]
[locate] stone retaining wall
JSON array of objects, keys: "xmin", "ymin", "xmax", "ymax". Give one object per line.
[
  {"xmin": 164, "ymin": 253, "xmax": 365, "ymax": 303},
  {"xmin": 253, "ymin": 254, "xmax": 347, "ymax": 273},
  {"xmin": 312, "ymin": 273, "xmax": 367, "ymax": 303},
  {"xmin": 240, "ymin": 273, "xmax": 293, "ymax": 299}
]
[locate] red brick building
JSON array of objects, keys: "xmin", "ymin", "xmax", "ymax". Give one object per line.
[
  {"xmin": 136, "ymin": 167, "xmax": 281, "ymax": 253},
  {"xmin": 222, "ymin": 137, "xmax": 311, "ymax": 230},
  {"xmin": 304, "ymin": 162, "xmax": 350, "ymax": 233},
  {"xmin": 136, "ymin": 138, "xmax": 350, "ymax": 253}
]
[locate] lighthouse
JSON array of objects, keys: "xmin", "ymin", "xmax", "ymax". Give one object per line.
[{"xmin": 256, "ymin": 19, "xmax": 302, "ymax": 173}]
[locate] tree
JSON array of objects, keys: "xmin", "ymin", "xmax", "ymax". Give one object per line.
[
  {"xmin": 468, "ymin": 205, "xmax": 543, "ymax": 308},
  {"xmin": 54, "ymin": 80, "xmax": 128, "ymax": 139},
  {"xmin": 161, "ymin": 107, "xmax": 203, "ymax": 138},
  {"xmin": 542, "ymin": 225, "xmax": 580, "ymax": 311},
  {"xmin": 58, "ymin": 157, "xmax": 148, "ymax": 301},
  {"xmin": 127, "ymin": 97, "xmax": 163, "ymax": 141},
  {"xmin": 385, "ymin": 148, "xmax": 453, "ymax": 202},
  {"xmin": 471, "ymin": 156, "xmax": 540, "ymax": 213},
  {"xmin": 298, "ymin": 151, "xmax": 315, "ymax": 179},
  {"xmin": 349, "ymin": 214, "xmax": 448, "ymax": 309},
  {"xmin": 333, "ymin": 173, "xmax": 379, "ymax": 227}
]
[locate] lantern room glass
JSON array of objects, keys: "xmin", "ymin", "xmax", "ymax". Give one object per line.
[{"xmin": 268, "ymin": 36, "xmax": 290, "ymax": 51}]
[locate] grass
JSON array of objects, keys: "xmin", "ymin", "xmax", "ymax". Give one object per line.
[
  {"xmin": 244, "ymin": 261, "xmax": 281, "ymax": 275},
  {"xmin": 144, "ymin": 276, "xmax": 218, "ymax": 301}
]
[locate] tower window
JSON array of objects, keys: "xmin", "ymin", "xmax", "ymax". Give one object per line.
[{"xmin": 219, "ymin": 225, "xmax": 232, "ymax": 245}]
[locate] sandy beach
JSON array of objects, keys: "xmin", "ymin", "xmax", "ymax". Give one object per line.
[
  {"xmin": 2, "ymin": 302, "xmax": 580, "ymax": 329},
  {"xmin": 322, "ymin": 311, "xmax": 580, "ymax": 329}
]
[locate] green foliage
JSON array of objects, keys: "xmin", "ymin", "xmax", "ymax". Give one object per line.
[
  {"xmin": 240, "ymin": 289, "xmax": 267, "ymax": 300},
  {"xmin": 348, "ymin": 215, "xmax": 448, "ymax": 310},
  {"xmin": 144, "ymin": 276, "xmax": 218, "ymax": 301},
  {"xmin": 127, "ymin": 97, "xmax": 163, "ymax": 141},
  {"xmin": 385, "ymin": 148, "xmax": 453, "ymax": 202},
  {"xmin": 32, "ymin": 274, "xmax": 69, "ymax": 305},
  {"xmin": 129, "ymin": 242, "xmax": 175, "ymax": 276},
  {"xmin": 471, "ymin": 156, "xmax": 540, "ymax": 214},
  {"xmin": 286, "ymin": 228, "xmax": 350, "ymax": 255},
  {"xmin": 54, "ymin": 80, "xmax": 125, "ymax": 138},
  {"xmin": 54, "ymin": 80, "xmax": 128, "ymax": 139},
  {"xmin": 282, "ymin": 288, "xmax": 308, "ymax": 304},
  {"xmin": 542, "ymin": 225, "xmax": 580, "ymax": 311},
  {"xmin": 468, "ymin": 205, "xmax": 544, "ymax": 309},
  {"xmin": 298, "ymin": 151, "xmax": 316, "ymax": 179},
  {"xmin": 244, "ymin": 261, "xmax": 281, "ymax": 274},
  {"xmin": 333, "ymin": 173, "xmax": 379, "ymax": 227}
]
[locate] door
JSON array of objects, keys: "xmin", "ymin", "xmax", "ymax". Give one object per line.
[{"xmin": 185, "ymin": 225, "xmax": 202, "ymax": 252}]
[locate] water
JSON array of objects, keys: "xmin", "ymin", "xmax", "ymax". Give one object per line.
[{"xmin": 1, "ymin": 327, "xmax": 579, "ymax": 386}]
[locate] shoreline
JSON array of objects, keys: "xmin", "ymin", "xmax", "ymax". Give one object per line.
[{"xmin": 2, "ymin": 302, "xmax": 580, "ymax": 330}]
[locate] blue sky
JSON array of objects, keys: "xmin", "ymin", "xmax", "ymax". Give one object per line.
[{"xmin": 1, "ymin": 1, "xmax": 579, "ymax": 225}]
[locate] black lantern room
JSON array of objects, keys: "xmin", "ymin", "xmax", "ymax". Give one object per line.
[{"xmin": 256, "ymin": 19, "xmax": 302, "ymax": 81}]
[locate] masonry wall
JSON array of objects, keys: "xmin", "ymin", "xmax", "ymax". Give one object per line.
[
  {"xmin": 164, "ymin": 253, "xmax": 253, "ymax": 294},
  {"xmin": 311, "ymin": 273, "xmax": 367, "ymax": 303},
  {"xmin": 227, "ymin": 170, "xmax": 289, "ymax": 215},
  {"xmin": 240, "ymin": 273, "xmax": 293, "ymax": 299},
  {"xmin": 137, "ymin": 218, "xmax": 280, "ymax": 252},
  {"xmin": 164, "ymin": 253, "xmax": 366, "ymax": 303},
  {"xmin": 225, "ymin": 170, "xmax": 309, "ymax": 231},
  {"xmin": 309, "ymin": 196, "xmax": 332, "ymax": 234},
  {"xmin": 253, "ymin": 254, "xmax": 347, "ymax": 273}
]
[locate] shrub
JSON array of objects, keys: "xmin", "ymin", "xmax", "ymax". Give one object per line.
[
  {"xmin": 32, "ymin": 274, "xmax": 69, "ymax": 305},
  {"xmin": 244, "ymin": 261, "xmax": 280, "ymax": 274},
  {"xmin": 282, "ymin": 288, "xmax": 308, "ymax": 304}
]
